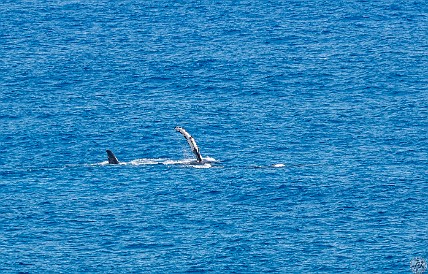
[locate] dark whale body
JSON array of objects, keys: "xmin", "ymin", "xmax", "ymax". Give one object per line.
[{"xmin": 106, "ymin": 150, "xmax": 119, "ymax": 164}]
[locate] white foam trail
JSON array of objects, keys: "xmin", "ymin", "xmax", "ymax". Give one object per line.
[
  {"xmin": 94, "ymin": 161, "xmax": 126, "ymax": 166},
  {"xmin": 204, "ymin": 156, "xmax": 218, "ymax": 162},
  {"xmin": 91, "ymin": 159, "xmax": 289, "ymax": 169},
  {"xmin": 96, "ymin": 157, "xmax": 217, "ymax": 168},
  {"xmin": 193, "ymin": 163, "xmax": 212, "ymax": 169},
  {"xmin": 128, "ymin": 158, "xmax": 167, "ymax": 165}
]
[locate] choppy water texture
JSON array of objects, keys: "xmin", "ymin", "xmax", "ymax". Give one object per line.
[{"xmin": 1, "ymin": 1, "xmax": 427, "ymax": 273}]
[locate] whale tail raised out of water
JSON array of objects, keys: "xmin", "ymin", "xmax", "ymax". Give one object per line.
[
  {"xmin": 106, "ymin": 149, "xmax": 120, "ymax": 164},
  {"xmin": 175, "ymin": 126, "xmax": 203, "ymax": 162}
]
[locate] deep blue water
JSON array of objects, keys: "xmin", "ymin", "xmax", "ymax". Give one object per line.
[{"xmin": 1, "ymin": 0, "xmax": 427, "ymax": 273}]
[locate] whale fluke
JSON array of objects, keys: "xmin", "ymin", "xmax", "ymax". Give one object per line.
[
  {"xmin": 175, "ymin": 127, "xmax": 203, "ymax": 162},
  {"xmin": 106, "ymin": 150, "xmax": 119, "ymax": 164}
]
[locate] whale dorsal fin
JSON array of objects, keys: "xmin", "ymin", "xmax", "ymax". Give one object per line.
[
  {"xmin": 106, "ymin": 150, "xmax": 120, "ymax": 164},
  {"xmin": 175, "ymin": 127, "xmax": 203, "ymax": 162}
]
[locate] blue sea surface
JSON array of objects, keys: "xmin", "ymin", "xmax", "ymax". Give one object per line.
[{"xmin": 1, "ymin": 0, "xmax": 427, "ymax": 273}]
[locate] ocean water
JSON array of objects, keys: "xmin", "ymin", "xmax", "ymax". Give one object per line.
[{"xmin": 1, "ymin": 0, "xmax": 427, "ymax": 273}]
